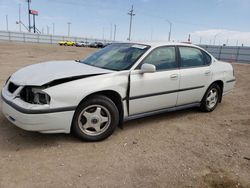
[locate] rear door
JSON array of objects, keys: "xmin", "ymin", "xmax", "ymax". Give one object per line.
[
  {"xmin": 177, "ymin": 46, "xmax": 212, "ymax": 105},
  {"xmin": 129, "ymin": 46, "xmax": 180, "ymax": 115}
]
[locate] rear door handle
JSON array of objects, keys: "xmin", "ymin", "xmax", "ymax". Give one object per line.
[
  {"xmin": 205, "ymin": 70, "xmax": 211, "ymax": 76},
  {"xmin": 170, "ymin": 74, "xmax": 178, "ymax": 80}
]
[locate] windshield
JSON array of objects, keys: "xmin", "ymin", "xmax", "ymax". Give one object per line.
[{"xmin": 80, "ymin": 43, "xmax": 150, "ymax": 71}]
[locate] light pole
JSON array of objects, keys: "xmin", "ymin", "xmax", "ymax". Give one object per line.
[
  {"xmin": 213, "ymin": 33, "xmax": 220, "ymax": 45},
  {"xmin": 166, "ymin": 19, "xmax": 172, "ymax": 42},
  {"xmin": 46, "ymin": 25, "xmax": 50, "ymax": 35},
  {"xmin": 102, "ymin": 27, "xmax": 105, "ymax": 41},
  {"xmin": 127, "ymin": 5, "xmax": 135, "ymax": 41},
  {"xmin": 67, "ymin": 22, "xmax": 71, "ymax": 36},
  {"xmin": 113, "ymin": 24, "xmax": 117, "ymax": 41},
  {"xmin": 19, "ymin": 4, "xmax": 21, "ymax": 32},
  {"xmin": 6, "ymin": 15, "xmax": 8, "ymax": 31},
  {"xmin": 110, "ymin": 24, "xmax": 112, "ymax": 41},
  {"xmin": 52, "ymin": 23, "xmax": 55, "ymax": 35}
]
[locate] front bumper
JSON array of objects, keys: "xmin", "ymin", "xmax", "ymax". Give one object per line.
[{"xmin": 1, "ymin": 90, "xmax": 75, "ymax": 134}]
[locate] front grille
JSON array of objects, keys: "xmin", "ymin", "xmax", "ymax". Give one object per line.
[{"xmin": 8, "ymin": 82, "xmax": 19, "ymax": 93}]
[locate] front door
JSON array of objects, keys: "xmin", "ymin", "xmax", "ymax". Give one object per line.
[{"xmin": 129, "ymin": 46, "xmax": 180, "ymax": 115}]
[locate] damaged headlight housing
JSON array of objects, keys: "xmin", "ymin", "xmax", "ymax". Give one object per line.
[{"xmin": 20, "ymin": 87, "xmax": 51, "ymax": 105}]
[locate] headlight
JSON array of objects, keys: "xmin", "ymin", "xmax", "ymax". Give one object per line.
[{"xmin": 20, "ymin": 87, "xmax": 51, "ymax": 105}]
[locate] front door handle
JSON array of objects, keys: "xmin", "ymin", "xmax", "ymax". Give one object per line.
[{"xmin": 170, "ymin": 74, "xmax": 178, "ymax": 80}]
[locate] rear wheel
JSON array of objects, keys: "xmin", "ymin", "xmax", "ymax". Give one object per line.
[
  {"xmin": 200, "ymin": 84, "xmax": 221, "ymax": 112},
  {"xmin": 72, "ymin": 95, "xmax": 119, "ymax": 141}
]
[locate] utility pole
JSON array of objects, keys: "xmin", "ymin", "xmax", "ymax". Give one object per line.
[
  {"xmin": 67, "ymin": 22, "xmax": 71, "ymax": 36},
  {"xmin": 127, "ymin": 5, "xmax": 135, "ymax": 41},
  {"xmin": 6, "ymin": 15, "xmax": 8, "ymax": 31},
  {"xmin": 19, "ymin": 4, "xmax": 21, "ymax": 32},
  {"xmin": 27, "ymin": 0, "xmax": 31, "ymax": 32},
  {"xmin": 166, "ymin": 20, "xmax": 172, "ymax": 42},
  {"xmin": 52, "ymin": 23, "xmax": 55, "ymax": 35},
  {"xmin": 199, "ymin": 36, "xmax": 202, "ymax": 44},
  {"xmin": 33, "ymin": 14, "xmax": 36, "ymax": 33},
  {"xmin": 113, "ymin": 24, "xmax": 117, "ymax": 41}
]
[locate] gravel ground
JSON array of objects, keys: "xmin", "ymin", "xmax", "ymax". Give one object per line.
[{"xmin": 0, "ymin": 42, "xmax": 249, "ymax": 188}]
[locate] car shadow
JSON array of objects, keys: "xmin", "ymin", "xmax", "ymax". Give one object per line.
[
  {"xmin": 0, "ymin": 107, "xmax": 201, "ymax": 151},
  {"xmin": 120, "ymin": 107, "xmax": 201, "ymax": 131}
]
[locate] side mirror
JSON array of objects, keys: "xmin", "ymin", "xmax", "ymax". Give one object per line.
[{"xmin": 140, "ymin": 63, "xmax": 156, "ymax": 74}]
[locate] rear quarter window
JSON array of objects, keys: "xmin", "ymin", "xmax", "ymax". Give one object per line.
[{"xmin": 203, "ymin": 51, "xmax": 212, "ymax": 65}]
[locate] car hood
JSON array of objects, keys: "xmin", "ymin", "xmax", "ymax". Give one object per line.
[{"xmin": 10, "ymin": 60, "xmax": 114, "ymax": 86}]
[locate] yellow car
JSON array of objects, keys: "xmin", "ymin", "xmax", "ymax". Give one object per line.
[
  {"xmin": 65, "ymin": 41, "xmax": 76, "ymax": 46},
  {"xmin": 58, "ymin": 41, "xmax": 67, "ymax": 46},
  {"xmin": 58, "ymin": 41, "xmax": 76, "ymax": 46}
]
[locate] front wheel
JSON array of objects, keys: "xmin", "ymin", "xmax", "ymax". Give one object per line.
[
  {"xmin": 200, "ymin": 84, "xmax": 221, "ymax": 112},
  {"xmin": 72, "ymin": 95, "xmax": 119, "ymax": 141}
]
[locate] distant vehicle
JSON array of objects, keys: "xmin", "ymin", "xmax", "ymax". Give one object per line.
[
  {"xmin": 65, "ymin": 41, "xmax": 76, "ymax": 46},
  {"xmin": 89, "ymin": 42, "xmax": 104, "ymax": 48},
  {"xmin": 76, "ymin": 41, "xmax": 89, "ymax": 47},
  {"xmin": 2, "ymin": 42, "xmax": 236, "ymax": 141},
  {"xmin": 58, "ymin": 41, "xmax": 67, "ymax": 46},
  {"xmin": 58, "ymin": 41, "xmax": 75, "ymax": 46},
  {"xmin": 103, "ymin": 43, "xmax": 111, "ymax": 48}
]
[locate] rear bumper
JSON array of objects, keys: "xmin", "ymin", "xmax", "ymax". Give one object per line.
[
  {"xmin": 1, "ymin": 92, "xmax": 75, "ymax": 134},
  {"xmin": 223, "ymin": 78, "xmax": 236, "ymax": 95}
]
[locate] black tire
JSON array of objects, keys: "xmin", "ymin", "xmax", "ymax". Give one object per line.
[
  {"xmin": 72, "ymin": 95, "xmax": 119, "ymax": 141},
  {"xmin": 200, "ymin": 84, "xmax": 221, "ymax": 112}
]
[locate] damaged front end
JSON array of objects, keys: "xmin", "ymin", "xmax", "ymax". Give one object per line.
[
  {"xmin": 20, "ymin": 87, "xmax": 51, "ymax": 105},
  {"xmin": 5, "ymin": 74, "xmax": 103, "ymax": 106},
  {"xmin": 6, "ymin": 81, "xmax": 51, "ymax": 105}
]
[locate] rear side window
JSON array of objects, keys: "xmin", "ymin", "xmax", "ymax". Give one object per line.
[{"xmin": 179, "ymin": 47, "xmax": 205, "ymax": 68}]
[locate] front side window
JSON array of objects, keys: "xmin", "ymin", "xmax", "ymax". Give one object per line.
[
  {"xmin": 141, "ymin": 46, "xmax": 177, "ymax": 71},
  {"xmin": 179, "ymin": 47, "xmax": 205, "ymax": 68},
  {"xmin": 80, "ymin": 43, "xmax": 149, "ymax": 71}
]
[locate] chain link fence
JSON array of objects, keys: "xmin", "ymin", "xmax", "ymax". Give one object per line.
[
  {"xmin": 0, "ymin": 30, "xmax": 113, "ymax": 44},
  {"xmin": 0, "ymin": 30, "xmax": 250, "ymax": 63},
  {"xmin": 199, "ymin": 45, "xmax": 250, "ymax": 63}
]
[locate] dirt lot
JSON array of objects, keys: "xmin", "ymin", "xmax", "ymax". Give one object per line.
[{"xmin": 0, "ymin": 42, "xmax": 249, "ymax": 188}]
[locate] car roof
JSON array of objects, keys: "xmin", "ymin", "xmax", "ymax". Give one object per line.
[{"xmin": 117, "ymin": 41, "xmax": 201, "ymax": 49}]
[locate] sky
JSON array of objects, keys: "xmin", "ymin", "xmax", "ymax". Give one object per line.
[{"xmin": 0, "ymin": 0, "xmax": 250, "ymax": 46}]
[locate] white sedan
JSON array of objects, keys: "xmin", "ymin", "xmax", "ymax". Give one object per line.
[{"xmin": 1, "ymin": 42, "xmax": 236, "ymax": 141}]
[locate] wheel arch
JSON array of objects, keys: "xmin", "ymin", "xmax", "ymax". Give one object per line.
[
  {"xmin": 208, "ymin": 80, "xmax": 224, "ymax": 102},
  {"xmin": 73, "ymin": 90, "xmax": 124, "ymax": 129}
]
